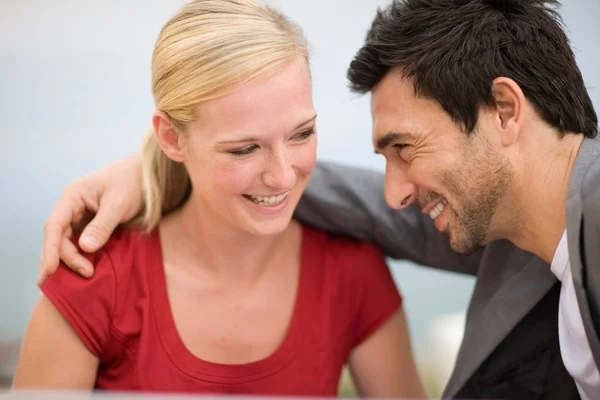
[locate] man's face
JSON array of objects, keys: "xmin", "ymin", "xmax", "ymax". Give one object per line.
[{"xmin": 371, "ymin": 68, "xmax": 512, "ymax": 254}]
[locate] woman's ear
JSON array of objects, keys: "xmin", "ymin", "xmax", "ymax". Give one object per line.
[{"xmin": 152, "ymin": 111, "xmax": 186, "ymax": 162}]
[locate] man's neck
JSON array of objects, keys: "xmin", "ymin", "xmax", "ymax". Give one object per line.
[{"xmin": 507, "ymin": 132, "xmax": 583, "ymax": 264}]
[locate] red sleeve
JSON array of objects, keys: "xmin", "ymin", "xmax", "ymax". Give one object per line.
[
  {"xmin": 40, "ymin": 245, "xmax": 116, "ymax": 358},
  {"xmin": 341, "ymin": 241, "xmax": 403, "ymax": 349}
]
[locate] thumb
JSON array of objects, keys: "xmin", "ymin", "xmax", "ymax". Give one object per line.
[{"xmin": 78, "ymin": 200, "xmax": 124, "ymax": 252}]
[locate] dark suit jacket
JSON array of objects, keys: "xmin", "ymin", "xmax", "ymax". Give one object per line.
[{"xmin": 567, "ymin": 138, "xmax": 600, "ymax": 370}]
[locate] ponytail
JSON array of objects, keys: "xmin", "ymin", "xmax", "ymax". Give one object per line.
[{"xmin": 131, "ymin": 128, "xmax": 191, "ymax": 231}]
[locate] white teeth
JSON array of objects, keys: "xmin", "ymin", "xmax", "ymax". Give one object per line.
[
  {"xmin": 429, "ymin": 201, "xmax": 446, "ymax": 220},
  {"xmin": 248, "ymin": 192, "xmax": 288, "ymax": 206}
]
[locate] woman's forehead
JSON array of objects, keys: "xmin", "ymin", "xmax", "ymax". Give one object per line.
[{"xmin": 194, "ymin": 59, "xmax": 315, "ymax": 138}]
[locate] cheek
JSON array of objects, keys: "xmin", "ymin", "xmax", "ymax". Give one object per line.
[
  {"xmin": 216, "ymin": 162, "xmax": 261, "ymax": 194},
  {"xmin": 290, "ymin": 138, "xmax": 317, "ymax": 177},
  {"xmin": 408, "ymin": 156, "xmax": 454, "ymax": 191},
  {"xmin": 187, "ymin": 155, "xmax": 260, "ymax": 197}
]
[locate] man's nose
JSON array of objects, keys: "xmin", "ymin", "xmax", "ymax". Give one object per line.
[{"xmin": 384, "ymin": 162, "xmax": 416, "ymax": 210}]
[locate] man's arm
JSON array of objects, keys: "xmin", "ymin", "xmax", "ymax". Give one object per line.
[
  {"xmin": 40, "ymin": 155, "xmax": 143, "ymax": 283},
  {"xmin": 40, "ymin": 158, "xmax": 480, "ymax": 281},
  {"xmin": 295, "ymin": 161, "xmax": 482, "ymax": 275}
]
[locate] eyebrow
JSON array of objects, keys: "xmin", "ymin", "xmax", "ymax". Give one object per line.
[
  {"xmin": 217, "ymin": 115, "xmax": 318, "ymax": 145},
  {"xmin": 374, "ymin": 132, "xmax": 416, "ymax": 153}
]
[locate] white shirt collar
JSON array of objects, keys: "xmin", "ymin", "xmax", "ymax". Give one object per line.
[{"xmin": 550, "ymin": 230, "xmax": 569, "ymax": 281}]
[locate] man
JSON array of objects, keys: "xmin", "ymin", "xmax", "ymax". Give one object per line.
[{"xmin": 40, "ymin": 0, "xmax": 598, "ymax": 398}]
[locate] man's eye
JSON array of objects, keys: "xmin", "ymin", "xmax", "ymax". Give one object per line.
[
  {"xmin": 230, "ymin": 145, "xmax": 258, "ymax": 157},
  {"xmin": 393, "ymin": 144, "xmax": 411, "ymax": 159}
]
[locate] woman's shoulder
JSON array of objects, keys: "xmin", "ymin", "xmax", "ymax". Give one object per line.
[
  {"xmin": 301, "ymin": 224, "xmax": 385, "ymax": 263},
  {"xmin": 43, "ymin": 225, "xmax": 161, "ymax": 312},
  {"xmin": 40, "ymin": 226, "xmax": 162, "ymax": 355},
  {"xmin": 100, "ymin": 225, "xmax": 160, "ymax": 266},
  {"xmin": 297, "ymin": 225, "xmax": 402, "ymax": 351},
  {"xmin": 299, "ymin": 224, "xmax": 391, "ymax": 291}
]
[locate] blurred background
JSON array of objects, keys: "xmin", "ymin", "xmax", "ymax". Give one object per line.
[{"xmin": 0, "ymin": 0, "xmax": 598, "ymax": 397}]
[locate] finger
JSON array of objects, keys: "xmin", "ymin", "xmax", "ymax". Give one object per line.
[
  {"xmin": 38, "ymin": 236, "xmax": 93, "ymax": 286},
  {"xmin": 41, "ymin": 221, "xmax": 63, "ymax": 277},
  {"xmin": 72, "ymin": 210, "xmax": 94, "ymax": 236},
  {"xmin": 37, "ymin": 253, "xmax": 49, "ymax": 286},
  {"xmin": 42, "ymin": 191, "xmax": 85, "ymax": 274},
  {"xmin": 60, "ymin": 238, "xmax": 94, "ymax": 278},
  {"xmin": 38, "ymin": 224, "xmax": 74, "ymax": 286},
  {"xmin": 79, "ymin": 194, "xmax": 128, "ymax": 253}
]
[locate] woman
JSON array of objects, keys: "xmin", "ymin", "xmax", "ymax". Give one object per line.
[{"xmin": 13, "ymin": 0, "xmax": 425, "ymax": 397}]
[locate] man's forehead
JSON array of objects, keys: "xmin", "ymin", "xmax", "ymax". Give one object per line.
[
  {"xmin": 371, "ymin": 74, "xmax": 418, "ymax": 128},
  {"xmin": 371, "ymin": 93, "xmax": 414, "ymax": 140},
  {"xmin": 370, "ymin": 74, "xmax": 452, "ymax": 140}
]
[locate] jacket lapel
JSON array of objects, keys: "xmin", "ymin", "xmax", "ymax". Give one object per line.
[
  {"xmin": 566, "ymin": 137, "xmax": 600, "ymax": 367},
  {"xmin": 443, "ymin": 241, "xmax": 556, "ymax": 398}
]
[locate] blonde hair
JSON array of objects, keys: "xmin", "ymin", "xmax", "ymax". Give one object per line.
[{"xmin": 132, "ymin": 0, "xmax": 309, "ymax": 230}]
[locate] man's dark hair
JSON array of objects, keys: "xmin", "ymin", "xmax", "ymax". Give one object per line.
[{"xmin": 348, "ymin": 0, "xmax": 598, "ymax": 138}]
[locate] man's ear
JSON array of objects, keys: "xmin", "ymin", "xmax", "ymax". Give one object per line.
[
  {"xmin": 152, "ymin": 111, "xmax": 185, "ymax": 162},
  {"xmin": 491, "ymin": 77, "xmax": 525, "ymax": 147}
]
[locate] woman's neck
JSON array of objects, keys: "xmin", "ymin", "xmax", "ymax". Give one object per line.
[{"xmin": 158, "ymin": 197, "xmax": 300, "ymax": 284}]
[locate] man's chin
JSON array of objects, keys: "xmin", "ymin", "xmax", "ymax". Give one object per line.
[{"xmin": 448, "ymin": 231, "xmax": 483, "ymax": 255}]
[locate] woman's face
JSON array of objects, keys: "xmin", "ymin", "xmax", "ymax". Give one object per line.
[{"xmin": 179, "ymin": 57, "xmax": 317, "ymax": 237}]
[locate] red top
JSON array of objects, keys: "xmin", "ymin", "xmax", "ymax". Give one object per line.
[{"xmin": 41, "ymin": 225, "xmax": 402, "ymax": 396}]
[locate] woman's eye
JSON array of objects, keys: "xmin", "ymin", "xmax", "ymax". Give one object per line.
[
  {"xmin": 292, "ymin": 128, "xmax": 315, "ymax": 140},
  {"xmin": 229, "ymin": 129, "xmax": 314, "ymax": 156},
  {"xmin": 230, "ymin": 145, "xmax": 258, "ymax": 157}
]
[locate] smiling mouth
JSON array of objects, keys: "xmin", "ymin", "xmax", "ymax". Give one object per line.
[
  {"xmin": 243, "ymin": 192, "xmax": 289, "ymax": 206},
  {"xmin": 429, "ymin": 200, "xmax": 447, "ymax": 219}
]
